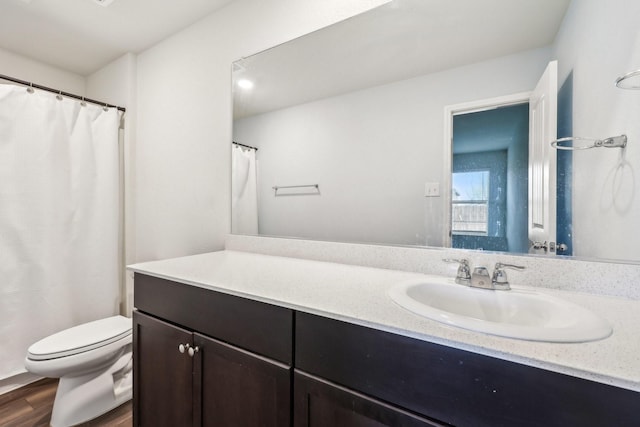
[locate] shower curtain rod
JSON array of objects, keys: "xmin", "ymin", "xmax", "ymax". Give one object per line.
[
  {"xmin": 232, "ymin": 141, "xmax": 258, "ymax": 151},
  {"xmin": 0, "ymin": 73, "xmax": 126, "ymax": 112}
]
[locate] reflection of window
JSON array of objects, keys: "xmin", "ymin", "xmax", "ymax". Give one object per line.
[{"xmin": 452, "ymin": 171, "xmax": 489, "ymax": 235}]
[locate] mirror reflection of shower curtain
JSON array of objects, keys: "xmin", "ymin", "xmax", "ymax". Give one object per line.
[
  {"xmin": 0, "ymin": 84, "xmax": 121, "ymax": 380},
  {"xmin": 232, "ymin": 144, "xmax": 258, "ymax": 234}
]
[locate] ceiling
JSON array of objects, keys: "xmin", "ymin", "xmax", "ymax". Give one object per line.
[
  {"xmin": 0, "ymin": 0, "xmax": 236, "ymax": 75},
  {"xmin": 233, "ymin": 0, "xmax": 571, "ymax": 118}
]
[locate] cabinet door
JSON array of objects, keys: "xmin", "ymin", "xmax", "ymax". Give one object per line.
[
  {"xmin": 133, "ymin": 311, "xmax": 194, "ymax": 427},
  {"xmin": 194, "ymin": 333, "xmax": 291, "ymax": 427},
  {"xmin": 294, "ymin": 371, "xmax": 445, "ymax": 427}
]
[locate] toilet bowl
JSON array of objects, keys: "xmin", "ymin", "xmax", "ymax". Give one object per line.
[{"xmin": 25, "ymin": 315, "xmax": 133, "ymax": 427}]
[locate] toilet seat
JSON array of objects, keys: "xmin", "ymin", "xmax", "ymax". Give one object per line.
[{"xmin": 27, "ymin": 315, "xmax": 131, "ymax": 361}]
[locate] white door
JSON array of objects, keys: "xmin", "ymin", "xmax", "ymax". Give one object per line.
[{"xmin": 528, "ymin": 61, "xmax": 558, "ymax": 255}]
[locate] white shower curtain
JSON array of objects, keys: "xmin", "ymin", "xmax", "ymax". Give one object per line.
[
  {"xmin": 231, "ymin": 144, "xmax": 258, "ymax": 234},
  {"xmin": 0, "ymin": 84, "xmax": 121, "ymax": 380}
]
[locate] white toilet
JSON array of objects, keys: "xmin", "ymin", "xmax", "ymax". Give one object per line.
[{"xmin": 24, "ymin": 315, "xmax": 133, "ymax": 427}]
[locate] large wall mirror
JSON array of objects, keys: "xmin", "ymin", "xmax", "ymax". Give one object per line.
[{"xmin": 232, "ymin": 0, "xmax": 640, "ymax": 264}]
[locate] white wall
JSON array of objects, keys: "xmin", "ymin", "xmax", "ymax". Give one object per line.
[
  {"xmin": 0, "ymin": 46, "xmax": 84, "ymax": 94},
  {"xmin": 86, "ymin": 53, "xmax": 136, "ymax": 108},
  {"xmin": 133, "ymin": 0, "xmax": 389, "ymax": 262},
  {"xmin": 87, "ymin": 53, "xmax": 138, "ymax": 316},
  {"xmin": 234, "ymin": 47, "xmax": 551, "ymax": 247},
  {"xmin": 553, "ymin": 0, "xmax": 640, "ymax": 260}
]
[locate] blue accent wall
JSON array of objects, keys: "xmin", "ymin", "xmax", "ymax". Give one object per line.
[
  {"xmin": 452, "ymin": 104, "xmax": 529, "ymax": 253},
  {"xmin": 557, "ymin": 72, "xmax": 573, "ymax": 256}
]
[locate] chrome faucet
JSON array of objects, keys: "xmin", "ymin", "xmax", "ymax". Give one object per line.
[
  {"xmin": 443, "ymin": 258, "xmax": 471, "ymax": 285},
  {"xmin": 443, "ymin": 259, "xmax": 525, "ymax": 290},
  {"xmin": 491, "ymin": 262, "xmax": 526, "ymax": 290}
]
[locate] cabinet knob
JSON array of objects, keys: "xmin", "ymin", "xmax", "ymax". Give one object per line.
[
  {"xmin": 178, "ymin": 343, "xmax": 190, "ymax": 354},
  {"xmin": 188, "ymin": 346, "xmax": 199, "ymax": 357}
]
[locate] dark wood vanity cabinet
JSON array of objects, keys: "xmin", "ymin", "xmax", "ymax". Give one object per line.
[
  {"xmin": 194, "ymin": 333, "xmax": 290, "ymax": 427},
  {"xmin": 295, "ymin": 312, "xmax": 640, "ymax": 427},
  {"xmin": 294, "ymin": 371, "xmax": 445, "ymax": 427},
  {"xmin": 133, "ymin": 311, "xmax": 193, "ymax": 426},
  {"xmin": 134, "ymin": 273, "xmax": 639, "ymax": 427},
  {"xmin": 133, "ymin": 274, "xmax": 293, "ymax": 427}
]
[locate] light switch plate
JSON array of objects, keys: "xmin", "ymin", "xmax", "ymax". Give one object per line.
[{"xmin": 425, "ymin": 182, "xmax": 440, "ymax": 197}]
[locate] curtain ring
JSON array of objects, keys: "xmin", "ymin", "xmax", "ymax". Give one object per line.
[
  {"xmin": 103, "ymin": 103, "xmax": 109, "ymax": 112},
  {"xmin": 27, "ymin": 82, "xmax": 34, "ymax": 94},
  {"xmin": 80, "ymin": 96, "xmax": 87, "ymax": 107},
  {"xmin": 56, "ymin": 90, "xmax": 63, "ymax": 101}
]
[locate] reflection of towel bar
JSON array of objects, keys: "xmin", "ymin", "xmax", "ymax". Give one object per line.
[{"xmin": 272, "ymin": 184, "xmax": 320, "ymax": 195}]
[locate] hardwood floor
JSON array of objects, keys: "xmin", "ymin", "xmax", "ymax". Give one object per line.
[{"xmin": 0, "ymin": 379, "xmax": 132, "ymax": 427}]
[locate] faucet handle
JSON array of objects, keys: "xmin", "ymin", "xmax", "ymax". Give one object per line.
[
  {"xmin": 443, "ymin": 258, "xmax": 471, "ymax": 285},
  {"xmin": 492, "ymin": 262, "xmax": 525, "ymax": 290}
]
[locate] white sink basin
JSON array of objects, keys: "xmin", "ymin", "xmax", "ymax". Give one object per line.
[{"xmin": 388, "ymin": 278, "xmax": 612, "ymax": 342}]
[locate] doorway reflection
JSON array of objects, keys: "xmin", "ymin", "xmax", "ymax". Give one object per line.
[{"xmin": 451, "ymin": 103, "xmax": 529, "ymax": 252}]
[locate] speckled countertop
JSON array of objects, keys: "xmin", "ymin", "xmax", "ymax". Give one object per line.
[{"xmin": 128, "ymin": 250, "xmax": 640, "ymax": 392}]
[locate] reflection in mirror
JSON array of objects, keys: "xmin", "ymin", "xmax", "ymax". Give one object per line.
[
  {"xmin": 232, "ymin": 0, "xmax": 640, "ymax": 263},
  {"xmin": 450, "ymin": 103, "xmax": 529, "ymax": 254}
]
